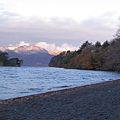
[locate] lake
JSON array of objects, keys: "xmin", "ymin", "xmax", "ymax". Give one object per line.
[{"xmin": 0, "ymin": 66, "xmax": 120, "ymax": 100}]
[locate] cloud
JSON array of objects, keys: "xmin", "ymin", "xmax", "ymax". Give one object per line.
[
  {"xmin": 18, "ymin": 41, "xmax": 30, "ymax": 46},
  {"xmin": 0, "ymin": 6, "xmax": 118, "ymax": 46},
  {"xmin": 56, "ymin": 43, "xmax": 78, "ymax": 52},
  {"xmin": 35, "ymin": 42, "xmax": 78, "ymax": 52},
  {"xmin": 35, "ymin": 42, "xmax": 56, "ymax": 51}
]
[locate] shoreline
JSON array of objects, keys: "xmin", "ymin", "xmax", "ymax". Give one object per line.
[
  {"xmin": 0, "ymin": 79, "xmax": 120, "ymax": 104},
  {"xmin": 0, "ymin": 79, "xmax": 120, "ymax": 120}
]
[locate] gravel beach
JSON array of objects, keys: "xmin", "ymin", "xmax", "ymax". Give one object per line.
[{"xmin": 0, "ymin": 79, "xmax": 120, "ymax": 120}]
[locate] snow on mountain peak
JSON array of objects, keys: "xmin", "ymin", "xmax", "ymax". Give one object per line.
[
  {"xmin": 14, "ymin": 45, "xmax": 50, "ymax": 54},
  {"xmin": 0, "ymin": 45, "xmax": 59, "ymax": 55}
]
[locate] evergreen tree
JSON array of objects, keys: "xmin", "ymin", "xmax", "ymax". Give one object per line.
[
  {"xmin": 95, "ymin": 41, "xmax": 101, "ymax": 47},
  {"xmin": 102, "ymin": 40, "xmax": 109, "ymax": 48}
]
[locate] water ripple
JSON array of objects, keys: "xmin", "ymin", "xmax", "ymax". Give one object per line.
[{"xmin": 0, "ymin": 66, "xmax": 120, "ymax": 100}]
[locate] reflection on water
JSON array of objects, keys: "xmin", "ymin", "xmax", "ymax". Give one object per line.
[{"xmin": 0, "ymin": 66, "xmax": 120, "ymax": 100}]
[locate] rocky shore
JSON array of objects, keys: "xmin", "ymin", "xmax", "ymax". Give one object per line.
[{"xmin": 0, "ymin": 79, "xmax": 120, "ymax": 120}]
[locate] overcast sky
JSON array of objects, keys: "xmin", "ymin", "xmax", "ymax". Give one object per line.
[{"xmin": 0, "ymin": 0, "xmax": 120, "ymax": 51}]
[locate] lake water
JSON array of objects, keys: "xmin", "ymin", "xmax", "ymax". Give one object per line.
[{"xmin": 0, "ymin": 66, "xmax": 120, "ymax": 100}]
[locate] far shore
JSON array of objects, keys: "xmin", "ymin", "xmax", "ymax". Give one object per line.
[{"xmin": 0, "ymin": 79, "xmax": 120, "ymax": 120}]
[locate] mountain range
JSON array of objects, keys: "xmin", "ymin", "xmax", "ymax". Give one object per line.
[{"xmin": 0, "ymin": 45, "xmax": 55, "ymax": 66}]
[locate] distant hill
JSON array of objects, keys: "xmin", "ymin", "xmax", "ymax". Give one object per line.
[{"xmin": 0, "ymin": 45, "xmax": 54, "ymax": 66}]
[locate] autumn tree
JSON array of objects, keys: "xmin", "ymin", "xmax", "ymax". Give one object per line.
[
  {"xmin": 102, "ymin": 24, "xmax": 120, "ymax": 71},
  {"xmin": 77, "ymin": 41, "xmax": 92, "ymax": 54}
]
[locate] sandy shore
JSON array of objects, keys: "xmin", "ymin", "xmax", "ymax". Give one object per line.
[{"xmin": 0, "ymin": 79, "xmax": 120, "ymax": 120}]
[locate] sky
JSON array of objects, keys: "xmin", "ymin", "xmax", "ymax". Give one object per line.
[{"xmin": 0, "ymin": 0, "xmax": 120, "ymax": 52}]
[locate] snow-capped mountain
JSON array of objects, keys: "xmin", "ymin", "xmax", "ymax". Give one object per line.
[
  {"xmin": 0, "ymin": 45, "xmax": 54, "ymax": 66},
  {"xmin": 0, "ymin": 45, "xmax": 47, "ymax": 53},
  {"xmin": 0, "ymin": 45, "xmax": 58, "ymax": 55},
  {"xmin": 14, "ymin": 45, "xmax": 48, "ymax": 54},
  {"xmin": 0, "ymin": 46, "xmax": 17, "ymax": 51}
]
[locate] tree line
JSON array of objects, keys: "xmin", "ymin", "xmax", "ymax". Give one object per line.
[
  {"xmin": 0, "ymin": 52, "xmax": 23, "ymax": 66},
  {"xmin": 49, "ymin": 27, "xmax": 120, "ymax": 72}
]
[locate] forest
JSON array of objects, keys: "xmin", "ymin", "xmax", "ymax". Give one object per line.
[{"xmin": 49, "ymin": 26, "xmax": 120, "ymax": 72}]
